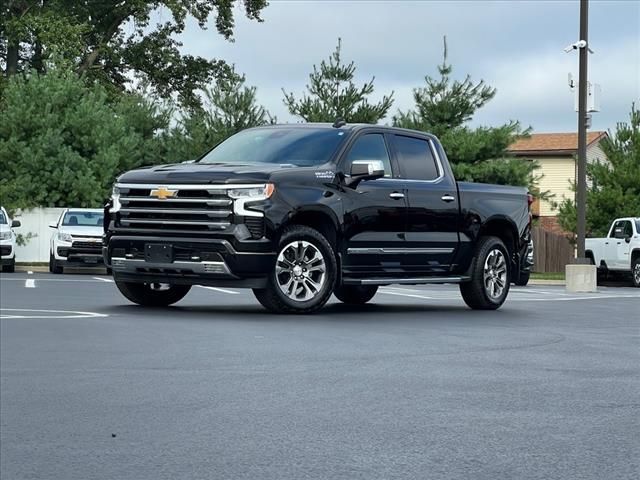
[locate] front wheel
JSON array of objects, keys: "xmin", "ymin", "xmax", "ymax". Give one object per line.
[
  {"xmin": 514, "ymin": 270, "xmax": 530, "ymax": 287},
  {"xmin": 115, "ymin": 281, "xmax": 191, "ymax": 307},
  {"xmin": 334, "ymin": 285, "xmax": 378, "ymax": 305},
  {"xmin": 49, "ymin": 253, "xmax": 63, "ymax": 274},
  {"xmin": 632, "ymin": 258, "xmax": 640, "ymax": 288},
  {"xmin": 253, "ymin": 225, "xmax": 337, "ymax": 314},
  {"xmin": 460, "ymin": 236, "xmax": 511, "ymax": 310},
  {"xmin": 2, "ymin": 260, "xmax": 15, "ymax": 273}
]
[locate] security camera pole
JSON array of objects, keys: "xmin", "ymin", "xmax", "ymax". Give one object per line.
[{"xmin": 576, "ymin": 0, "xmax": 589, "ymax": 261}]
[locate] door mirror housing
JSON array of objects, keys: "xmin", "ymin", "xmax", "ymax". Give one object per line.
[
  {"xmin": 11, "ymin": 219, "xmax": 21, "ymax": 228},
  {"xmin": 347, "ymin": 160, "xmax": 385, "ymax": 187},
  {"xmin": 49, "ymin": 222, "xmax": 58, "ymax": 229}
]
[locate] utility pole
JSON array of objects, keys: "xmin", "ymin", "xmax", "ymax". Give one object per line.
[{"xmin": 576, "ymin": 0, "xmax": 589, "ymax": 261}]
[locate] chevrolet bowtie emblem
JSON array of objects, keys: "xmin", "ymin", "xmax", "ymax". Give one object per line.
[{"xmin": 150, "ymin": 186, "xmax": 177, "ymax": 200}]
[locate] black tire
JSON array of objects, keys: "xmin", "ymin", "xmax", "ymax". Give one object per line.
[
  {"xmin": 460, "ymin": 236, "xmax": 511, "ymax": 310},
  {"xmin": 49, "ymin": 253, "xmax": 63, "ymax": 274},
  {"xmin": 2, "ymin": 260, "xmax": 15, "ymax": 273},
  {"xmin": 114, "ymin": 281, "xmax": 191, "ymax": 307},
  {"xmin": 514, "ymin": 270, "xmax": 530, "ymax": 287},
  {"xmin": 632, "ymin": 257, "xmax": 640, "ymax": 288},
  {"xmin": 334, "ymin": 285, "xmax": 378, "ymax": 305},
  {"xmin": 252, "ymin": 225, "xmax": 337, "ymax": 314}
]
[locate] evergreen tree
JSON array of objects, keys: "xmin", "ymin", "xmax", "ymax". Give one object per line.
[
  {"xmin": 558, "ymin": 104, "xmax": 640, "ymax": 237},
  {"xmin": 165, "ymin": 69, "xmax": 274, "ymax": 162},
  {"xmin": 0, "ymin": 67, "xmax": 170, "ymax": 210},
  {"xmin": 394, "ymin": 37, "xmax": 541, "ymax": 193},
  {"xmin": 283, "ymin": 38, "xmax": 394, "ymax": 124}
]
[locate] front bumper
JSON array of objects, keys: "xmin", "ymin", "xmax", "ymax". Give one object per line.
[
  {"xmin": 55, "ymin": 245, "xmax": 104, "ymax": 265},
  {"xmin": 104, "ymin": 234, "xmax": 276, "ymax": 288}
]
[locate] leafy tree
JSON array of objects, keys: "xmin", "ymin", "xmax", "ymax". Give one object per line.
[
  {"xmin": 0, "ymin": 67, "xmax": 170, "ymax": 210},
  {"xmin": 558, "ymin": 104, "xmax": 640, "ymax": 237},
  {"xmin": 393, "ymin": 37, "xmax": 542, "ymax": 193},
  {"xmin": 165, "ymin": 68, "xmax": 274, "ymax": 162},
  {"xmin": 283, "ymin": 38, "xmax": 394, "ymax": 123},
  {"xmin": 1, "ymin": 0, "xmax": 268, "ymax": 106}
]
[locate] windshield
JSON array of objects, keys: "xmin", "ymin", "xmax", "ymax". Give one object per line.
[
  {"xmin": 0, "ymin": 211, "xmax": 6, "ymax": 224},
  {"xmin": 62, "ymin": 211, "xmax": 104, "ymax": 227},
  {"xmin": 199, "ymin": 127, "xmax": 348, "ymax": 167}
]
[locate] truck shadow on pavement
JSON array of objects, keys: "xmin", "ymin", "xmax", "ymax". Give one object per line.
[{"xmin": 102, "ymin": 302, "xmax": 528, "ymax": 322}]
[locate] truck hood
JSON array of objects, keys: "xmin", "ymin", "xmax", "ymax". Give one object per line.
[
  {"xmin": 117, "ymin": 162, "xmax": 301, "ymax": 184},
  {"xmin": 59, "ymin": 226, "xmax": 104, "ymax": 238}
]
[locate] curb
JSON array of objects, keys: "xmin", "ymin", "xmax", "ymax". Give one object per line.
[
  {"xmin": 529, "ymin": 279, "xmax": 566, "ymax": 286},
  {"xmin": 15, "ymin": 265, "xmax": 49, "ymax": 273}
]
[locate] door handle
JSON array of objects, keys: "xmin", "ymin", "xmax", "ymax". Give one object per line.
[
  {"xmin": 441, "ymin": 194, "xmax": 456, "ymax": 202},
  {"xmin": 389, "ymin": 192, "xmax": 405, "ymax": 199}
]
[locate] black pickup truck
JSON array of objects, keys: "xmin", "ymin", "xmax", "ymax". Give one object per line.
[{"xmin": 104, "ymin": 123, "xmax": 532, "ymax": 313}]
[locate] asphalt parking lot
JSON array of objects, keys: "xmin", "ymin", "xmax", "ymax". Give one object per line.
[{"xmin": 1, "ymin": 272, "xmax": 638, "ymax": 480}]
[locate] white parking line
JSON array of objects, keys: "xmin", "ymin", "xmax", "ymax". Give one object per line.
[
  {"xmin": 379, "ymin": 288, "xmax": 434, "ymax": 300},
  {"xmin": 197, "ymin": 286, "xmax": 240, "ymax": 295},
  {"xmin": 93, "ymin": 277, "xmax": 114, "ymax": 283},
  {"xmin": 25, "ymin": 279, "xmax": 35, "ymax": 288}
]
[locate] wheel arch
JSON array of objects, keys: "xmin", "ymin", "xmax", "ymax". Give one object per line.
[{"xmin": 281, "ymin": 207, "xmax": 341, "ymax": 252}]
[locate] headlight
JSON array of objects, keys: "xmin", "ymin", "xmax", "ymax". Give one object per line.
[
  {"xmin": 228, "ymin": 184, "xmax": 274, "ymax": 217},
  {"xmin": 0, "ymin": 231, "xmax": 11, "ymax": 240},
  {"xmin": 110, "ymin": 185, "xmax": 121, "ymax": 213},
  {"xmin": 57, "ymin": 232, "xmax": 73, "ymax": 242},
  {"xmin": 227, "ymin": 184, "xmax": 274, "ymax": 200}
]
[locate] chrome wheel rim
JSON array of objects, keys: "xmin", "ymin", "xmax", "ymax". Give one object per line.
[
  {"xmin": 634, "ymin": 263, "xmax": 640, "ymax": 285},
  {"xmin": 276, "ymin": 240, "xmax": 326, "ymax": 302},
  {"xmin": 484, "ymin": 249, "xmax": 507, "ymax": 299}
]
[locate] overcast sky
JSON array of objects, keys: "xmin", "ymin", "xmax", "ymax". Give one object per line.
[{"xmin": 171, "ymin": 0, "xmax": 639, "ymax": 133}]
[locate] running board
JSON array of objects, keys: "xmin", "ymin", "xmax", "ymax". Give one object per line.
[{"xmin": 342, "ymin": 276, "xmax": 470, "ymax": 286}]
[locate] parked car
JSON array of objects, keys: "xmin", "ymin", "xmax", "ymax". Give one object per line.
[
  {"xmin": 49, "ymin": 209, "xmax": 105, "ymax": 274},
  {"xmin": 0, "ymin": 207, "xmax": 21, "ymax": 273},
  {"xmin": 586, "ymin": 217, "xmax": 640, "ymax": 287},
  {"xmin": 104, "ymin": 123, "xmax": 532, "ymax": 313}
]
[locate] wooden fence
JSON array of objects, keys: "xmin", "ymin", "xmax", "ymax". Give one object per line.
[{"xmin": 531, "ymin": 227, "xmax": 574, "ymax": 273}]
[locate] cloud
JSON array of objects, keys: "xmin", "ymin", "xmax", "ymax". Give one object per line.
[{"xmin": 174, "ymin": 0, "xmax": 640, "ymax": 131}]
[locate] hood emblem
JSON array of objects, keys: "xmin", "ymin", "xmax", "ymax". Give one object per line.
[{"xmin": 150, "ymin": 186, "xmax": 177, "ymax": 200}]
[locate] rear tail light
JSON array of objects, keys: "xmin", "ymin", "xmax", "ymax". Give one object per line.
[{"xmin": 527, "ymin": 193, "xmax": 534, "ymax": 208}]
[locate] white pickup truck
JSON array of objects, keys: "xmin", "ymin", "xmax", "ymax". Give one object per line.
[{"xmin": 585, "ymin": 217, "xmax": 640, "ymax": 287}]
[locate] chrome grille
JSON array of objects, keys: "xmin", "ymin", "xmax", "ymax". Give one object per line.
[{"xmin": 116, "ymin": 184, "xmax": 233, "ymax": 232}]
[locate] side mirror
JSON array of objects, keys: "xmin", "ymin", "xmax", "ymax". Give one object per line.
[
  {"xmin": 11, "ymin": 220, "xmax": 21, "ymax": 228},
  {"xmin": 49, "ymin": 222, "xmax": 58, "ymax": 229},
  {"xmin": 625, "ymin": 236, "xmax": 631, "ymax": 244},
  {"xmin": 347, "ymin": 160, "xmax": 385, "ymax": 187}
]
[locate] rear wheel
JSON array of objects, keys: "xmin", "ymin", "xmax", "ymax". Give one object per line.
[
  {"xmin": 460, "ymin": 236, "xmax": 510, "ymax": 310},
  {"xmin": 49, "ymin": 253, "xmax": 63, "ymax": 274},
  {"xmin": 334, "ymin": 285, "xmax": 378, "ymax": 305},
  {"xmin": 253, "ymin": 225, "xmax": 337, "ymax": 314},
  {"xmin": 632, "ymin": 258, "xmax": 640, "ymax": 288},
  {"xmin": 114, "ymin": 281, "xmax": 191, "ymax": 307}
]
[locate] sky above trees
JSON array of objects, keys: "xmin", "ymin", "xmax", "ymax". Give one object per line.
[{"xmin": 172, "ymin": 0, "xmax": 639, "ymax": 133}]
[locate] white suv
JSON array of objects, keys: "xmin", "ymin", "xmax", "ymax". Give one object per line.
[
  {"xmin": 49, "ymin": 209, "xmax": 105, "ymax": 274},
  {"xmin": 0, "ymin": 207, "xmax": 21, "ymax": 273}
]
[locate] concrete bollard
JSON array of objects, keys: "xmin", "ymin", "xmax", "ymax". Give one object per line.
[{"xmin": 565, "ymin": 264, "xmax": 597, "ymax": 293}]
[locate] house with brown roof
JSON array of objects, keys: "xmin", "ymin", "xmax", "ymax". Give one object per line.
[{"xmin": 508, "ymin": 131, "xmax": 609, "ymax": 234}]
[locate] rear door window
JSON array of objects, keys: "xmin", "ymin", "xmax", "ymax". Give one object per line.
[{"xmin": 392, "ymin": 135, "xmax": 439, "ymax": 181}]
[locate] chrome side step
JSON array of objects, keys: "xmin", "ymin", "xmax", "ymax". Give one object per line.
[{"xmin": 342, "ymin": 276, "xmax": 470, "ymax": 286}]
